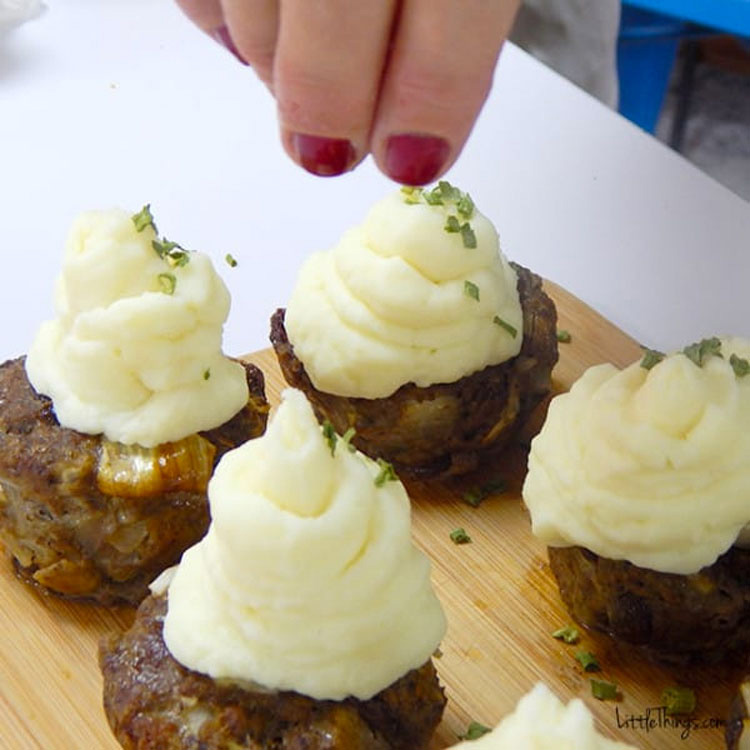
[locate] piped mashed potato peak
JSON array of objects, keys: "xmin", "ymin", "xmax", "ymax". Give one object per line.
[
  {"xmin": 25, "ymin": 208, "xmax": 248, "ymax": 447},
  {"xmin": 284, "ymin": 185, "xmax": 523, "ymax": 399},
  {"xmin": 450, "ymin": 684, "xmax": 635, "ymax": 749},
  {"xmin": 523, "ymin": 339, "xmax": 750, "ymax": 575},
  {"xmin": 162, "ymin": 388, "xmax": 446, "ymax": 701}
]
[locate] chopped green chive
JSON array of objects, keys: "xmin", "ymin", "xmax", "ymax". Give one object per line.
[
  {"xmin": 203, "ymin": 368, "xmax": 211, "ymax": 381},
  {"xmin": 458, "ymin": 721, "xmax": 491, "ymax": 740},
  {"xmin": 456, "ymin": 193, "xmax": 475, "ymax": 219},
  {"xmin": 152, "ymin": 238, "xmax": 177, "ymax": 258},
  {"xmin": 341, "ymin": 427, "xmax": 357, "ymax": 452},
  {"xmin": 374, "ymin": 458, "xmax": 398, "ymax": 487},
  {"xmin": 136, "ymin": 205, "xmax": 192, "ymax": 268},
  {"xmin": 493, "ymin": 316, "xmax": 518, "ymax": 338},
  {"xmin": 463, "ymin": 478, "xmax": 507, "ymax": 508},
  {"xmin": 556, "ymin": 329, "xmax": 572, "ymax": 344},
  {"xmin": 423, "ymin": 188, "xmax": 444, "ymax": 206},
  {"xmin": 591, "ymin": 679, "xmax": 618, "ymax": 701},
  {"xmin": 437, "ymin": 180, "xmax": 461, "ymax": 202},
  {"xmin": 449, "ymin": 527, "xmax": 472, "ymax": 545},
  {"xmin": 682, "ymin": 337, "xmax": 722, "ymax": 367},
  {"xmin": 661, "ymin": 686, "xmax": 696, "ymax": 716},
  {"xmin": 640, "ymin": 348, "xmax": 665, "ymax": 370},
  {"xmin": 322, "ymin": 421, "xmax": 337, "ymax": 456},
  {"xmin": 401, "ymin": 186, "xmax": 423, "ymax": 205},
  {"xmin": 460, "ymin": 222, "xmax": 477, "ymax": 248},
  {"xmin": 445, "ymin": 215, "xmax": 461, "ymax": 233},
  {"xmin": 575, "ymin": 651, "xmax": 601, "ymax": 672},
  {"xmin": 730, "ymin": 352, "xmax": 750, "ymax": 377},
  {"xmin": 157, "ymin": 273, "xmax": 176, "ymax": 295},
  {"xmin": 462, "ymin": 489, "xmax": 485, "ymax": 508},
  {"xmin": 225, "ymin": 253, "xmax": 238, "ymax": 267},
  {"xmin": 464, "ymin": 280, "xmax": 480, "ymax": 301},
  {"xmin": 132, "ymin": 204, "xmax": 156, "ymax": 233},
  {"xmin": 153, "ymin": 239, "xmax": 190, "ymax": 267},
  {"xmin": 403, "ymin": 181, "xmax": 477, "ymax": 247},
  {"xmin": 552, "ymin": 625, "xmax": 580, "ymax": 644}
]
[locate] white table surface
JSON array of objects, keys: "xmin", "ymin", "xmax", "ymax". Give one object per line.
[{"xmin": 1, "ymin": 0, "xmax": 749, "ymax": 365}]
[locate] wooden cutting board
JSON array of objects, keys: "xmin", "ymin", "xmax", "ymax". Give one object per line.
[{"xmin": 0, "ymin": 282, "xmax": 741, "ymax": 750}]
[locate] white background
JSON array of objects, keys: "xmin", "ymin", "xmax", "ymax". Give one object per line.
[{"xmin": 1, "ymin": 0, "xmax": 749, "ymax": 362}]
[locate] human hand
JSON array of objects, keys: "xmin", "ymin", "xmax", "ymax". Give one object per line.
[{"xmin": 174, "ymin": 0, "xmax": 520, "ymax": 184}]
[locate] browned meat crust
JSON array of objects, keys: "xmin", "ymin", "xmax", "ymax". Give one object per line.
[
  {"xmin": 0, "ymin": 357, "xmax": 269, "ymax": 605},
  {"xmin": 548, "ymin": 544, "xmax": 750, "ymax": 666},
  {"xmin": 100, "ymin": 594, "xmax": 446, "ymax": 750},
  {"xmin": 270, "ymin": 263, "xmax": 558, "ymax": 477}
]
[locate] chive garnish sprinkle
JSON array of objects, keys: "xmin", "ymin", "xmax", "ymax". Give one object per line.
[
  {"xmin": 341, "ymin": 427, "xmax": 357, "ymax": 452},
  {"xmin": 661, "ymin": 686, "xmax": 696, "ymax": 716},
  {"xmin": 449, "ymin": 527, "xmax": 472, "ymax": 545},
  {"xmin": 463, "ymin": 478, "xmax": 507, "ymax": 508},
  {"xmin": 640, "ymin": 348, "xmax": 665, "ymax": 370},
  {"xmin": 132, "ymin": 204, "xmax": 156, "ymax": 233},
  {"xmin": 445, "ymin": 216, "xmax": 461, "ymax": 233},
  {"xmin": 730, "ymin": 352, "xmax": 750, "ymax": 377},
  {"xmin": 460, "ymin": 222, "xmax": 477, "ymax": 248},
  {"xmin": 682, "ymin": 336, "xmax": 723, "ymax": 366},
  {"xmin": 322, "ymin": 421, "xmax": 337, "ymax": 456},
  {"xmin": 374, "ymin": 458, "xmax": 398, "ymax": 487},
  {"xmin": 575, "ymin": 651, "xmax": 601, "ymax": 672},
  {"xmin": 591, "ymin": 679, "xmax": 618, "ymax": 701},
  {"xmin": 493, "ymin": 316, "xmax": 517, "ymax": 338},
  {"xmin": 464, "ymin": 280, "xmax": 480, "ymax": 301},
  {"xmin": 157, "ymin": 273, "xmax": 176, "ymax": 295},
  {"xmin": 458, "ymin": 721, "xmax": 491, "ymax": 740},
  {"xmin": 552, "ymin": 625, "xmax": 580, "ymax": 644}
]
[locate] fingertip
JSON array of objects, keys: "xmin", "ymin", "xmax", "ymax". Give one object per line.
[
  {"xmin": 282, "ymin": 131, "xmax": 359, "ymax": 177},
  {"xmin": 379, "ymin": 133, "xmax": 451, "ymax": 186}
]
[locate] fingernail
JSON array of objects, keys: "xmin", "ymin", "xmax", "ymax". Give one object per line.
[
  {"xmin": 210, "ymin": 25, "xmax": 249, "ymax": 66},
  {"xmin": 290, "ymin": 134, "xmax": 356, "ymax": 177},
  {"xmin": 384, "ymin": 134, "xmax": 450, "ymax": 186}
]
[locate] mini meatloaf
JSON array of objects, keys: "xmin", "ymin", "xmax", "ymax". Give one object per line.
[
  {"xmin": 0, "ymin": 357, "xmax": 269, "ymax": 605},
  {"xmin": 100, "ymin": 594, "xmax": 446, "ymax": 750},
  {"xmin": 271, "ymin": 263, "xmax": 557, "ymax": 478},
  {"xmin": 548, "ymin": 544, "xmax": 750, "ymax": 665}
]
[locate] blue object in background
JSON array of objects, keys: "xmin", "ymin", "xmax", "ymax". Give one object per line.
[
  {"xmin": 617, "ymin": 1, "xmax": 750, "ymax": 133},
  {"xmin": 617, "ymin": 7, "xmax": 693, "ymax": 132}
]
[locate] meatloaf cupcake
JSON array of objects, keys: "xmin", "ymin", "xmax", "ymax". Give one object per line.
[
  {"xmin": 100, "ymin": 388, "xmax": 447, "ymax": 749},
  {"xmin": 450, "ymin": 683, "xmax": 635, "ymax": 749},
  {"xmin": 0, "ymin": 207, "xmax": 269, "ymax": 604},
  {"xmin": 523, "ymin": 337, "xmax": 750, "ymax": 664},
  {"xmin": 271, "ymin": 182, "xmax": 557, "ymax": 477}
]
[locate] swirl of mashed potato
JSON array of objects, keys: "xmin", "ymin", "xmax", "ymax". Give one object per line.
[
  {"xmin": 162, "ymin": 388, "xmax": 446, "ymax": 701},
  {"xmin": 284, "ymin": 186, "xmax": 523, "ymax": 399},
  {"xmin": 450, "ymin": 683, "xmax": 635, "ymax": 749},
  {"xmin": 523, "ymin": 339, "xmax": 750, "ymax": 575},
  {"xmin": 25, "ymin": 208, "xmax": 248, "ymax": 447}
]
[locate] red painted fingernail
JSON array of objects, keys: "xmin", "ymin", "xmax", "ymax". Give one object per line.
[
  {"xmin": 384, "ymin": 134, "xmax": 450, "ymax": 186},
  {"xmin": 210, "ymin": 25, "xmax": 249, "ymax": 66},
  {"xmin": 290, "ymin": 134, "xmax": 356, "ymax": 177}
]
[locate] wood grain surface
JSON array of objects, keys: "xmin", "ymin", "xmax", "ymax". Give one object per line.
[{"xmin": 0, "ymin": 282, "xmax": 741, "ymax": 749}]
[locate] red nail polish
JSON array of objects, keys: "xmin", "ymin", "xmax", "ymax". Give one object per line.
[
  {"xmin": 384, "ymin": 134, "xmax": 450, "ymax": 186},
  {"xmin": 291, "ymin": 134, "xmax": 356, "ymax": 177},
  {"xmin": 210, "ymin": 25, "xmax": 249, "ymax": 66}
]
